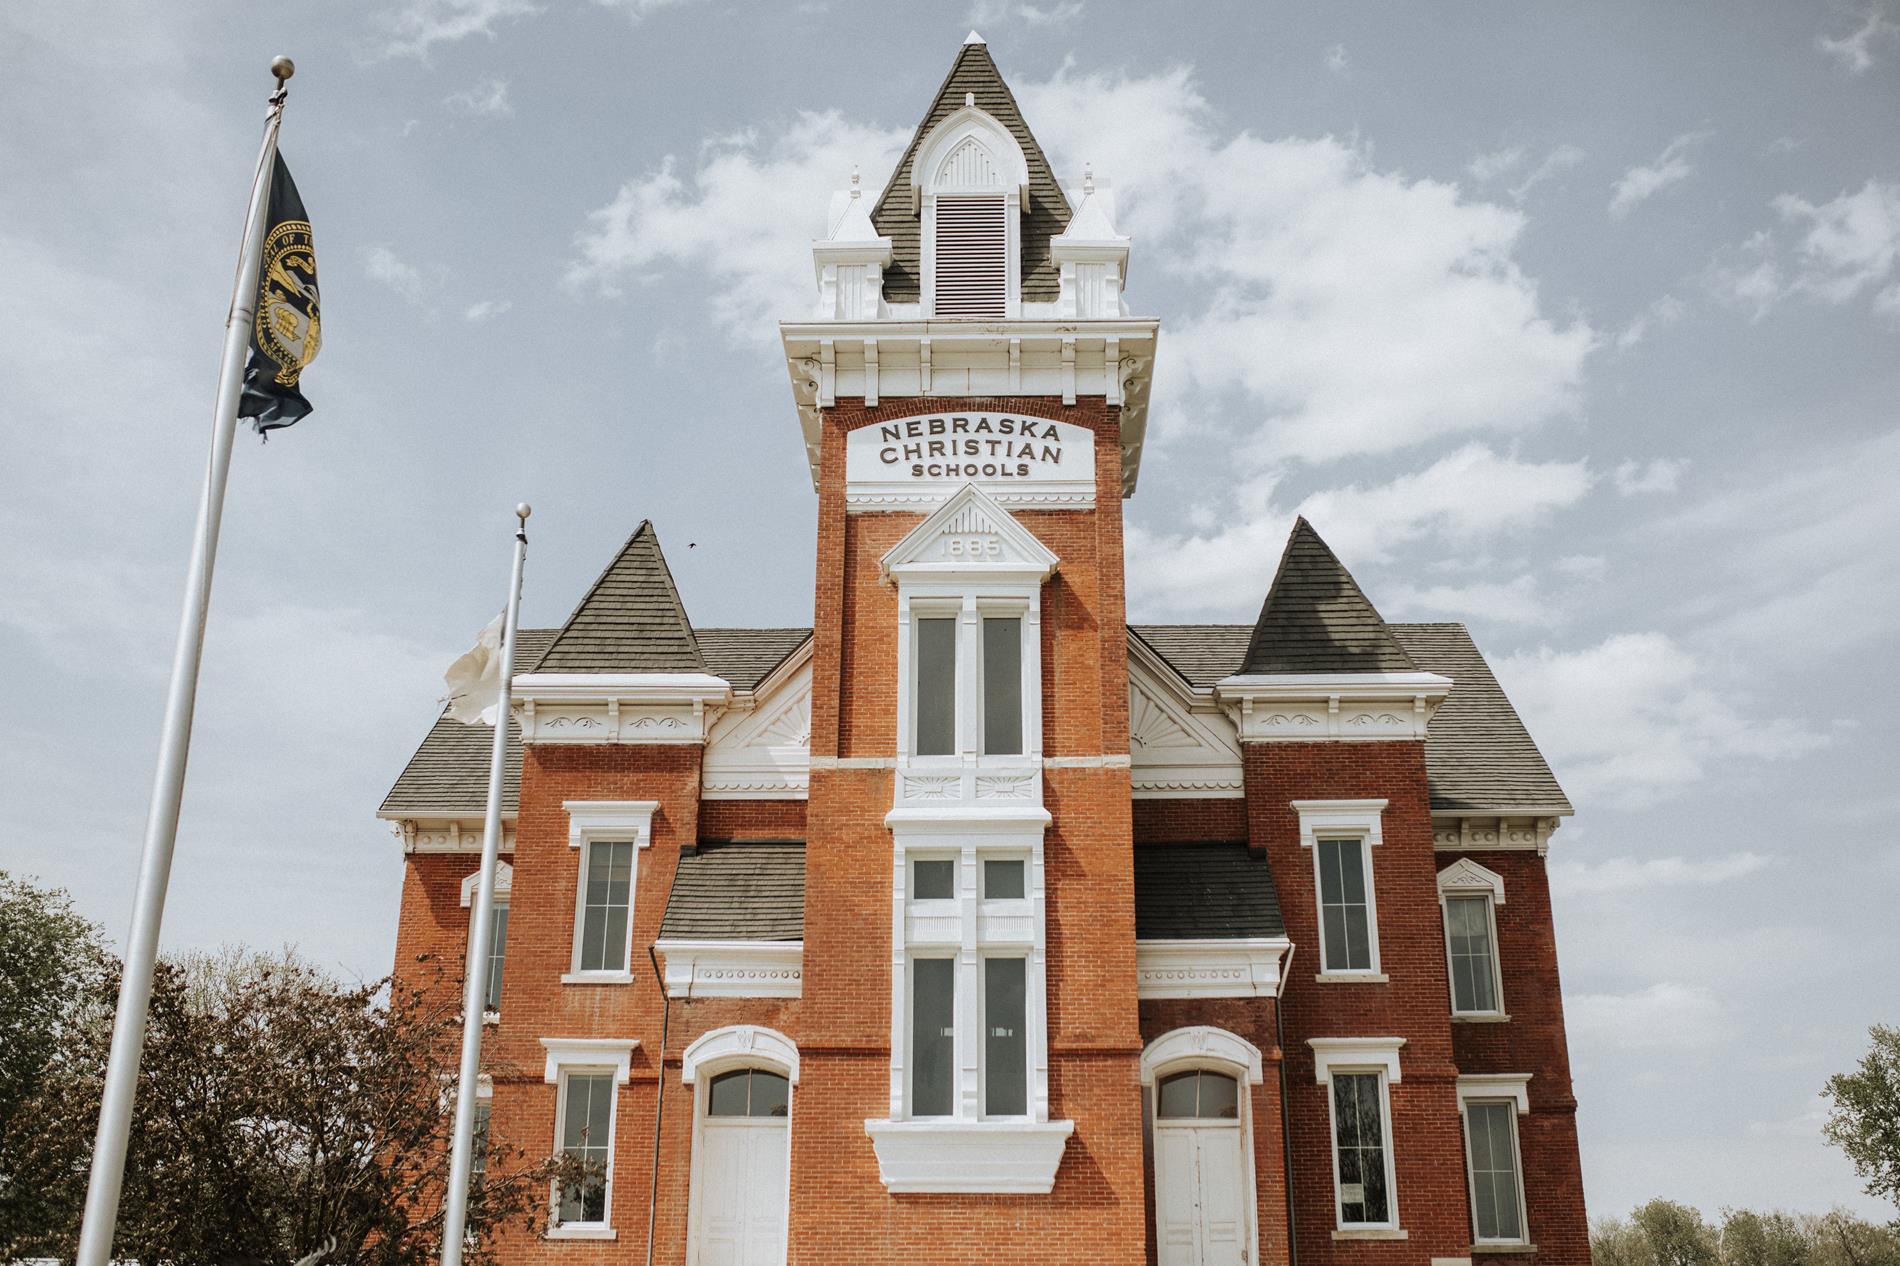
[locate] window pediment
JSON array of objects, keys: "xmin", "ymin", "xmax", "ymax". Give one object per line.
[
  {"xmin": 910, "ymin": 105, "xmax": 1029, "ymax": 202},
  {"xmin": 880, "ymin": 483, "xmax": 1059, "ymax": 583}
]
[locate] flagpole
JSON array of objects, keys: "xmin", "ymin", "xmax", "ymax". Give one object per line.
[
  {"xmin": 74, "ymin": 56, "xmax": 296, "ymax": 1266},
  {"xmin": 441, "ymin": 504, "xmax": 531, "ymax": 1266}
]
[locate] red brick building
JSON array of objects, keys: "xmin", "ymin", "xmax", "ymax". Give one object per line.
[{"xmin": 381, "ymin": 34, "xmax": 1587, "ymax": 1266}]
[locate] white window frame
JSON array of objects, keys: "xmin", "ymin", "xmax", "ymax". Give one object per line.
[
  {"xmin": 900, "ymin": 596, "xmax": 1036, "ymax": 765},
  {"xmin": 1310, "ymin": 1037, "xmax": 1405, "ymax": 1237},
  {"xmin": 1457, "ymin": 1075, "xmax": 1533, "ymax": 1249},
  {"xmin": 682, "ymin": 1026, "xmax": 798, "ymax": 1266},
  {"xmin": 562, "ymin": 801, "xmax": 656, "ymax": 984},
  {"xmin": 910, "ymin": 104, "xmax": 1029, "ymax": 319},
  {"xmin": 1295, "ymin": 800, "xmax": 1388, "ymax": 982},
  {"xmin": 1438, "ymin": 859, "xmax": 1508, "ymax": 1019},
  {"xmin": 540, "ymin": 1037, "xmax": 635, "ymax": 1240},
  {"xmin": 1140, "ymin": 1027, "xmax": 1266, "ymax": 1266},
  {"xmin": 461, "ymin": 863, "xmax": 513, "ymax": 1021}
]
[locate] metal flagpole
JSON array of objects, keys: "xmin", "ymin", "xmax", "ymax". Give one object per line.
[
  {"xmin": 440, "ymin": 504, "xmax": 532, "ymax": 1266},
  {"xmin": 74, "ymin": 56, "xmax": 297, "ymax": 1266}
]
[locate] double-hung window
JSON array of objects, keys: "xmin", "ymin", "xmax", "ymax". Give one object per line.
[
  {"xmin": 1297, "ymin": 802, "xmax": 1387, "ymax": 981},
  {"xmin": 575, "ymin": 840, "xmax": 634, "ymax": 975},
  {"xmin": 483, "ymin": 901, "xmax": 509, "ymax": 1014},
  {"xmin": 1312, "ymin": 1037, "xmax": 1404, "ymax": 1235},
  {"xmin": 1445, "ymin": 894, "xmax": 1501, "ymax": 1015},
  {"xmin": 1464, "ymin": 1098, "xmax": 1528, "ymax": 1244},
  {"xmin": 556, "ymin": 1071, "xmax": 615, "ymax": 1227},
  {"xmin": 909, "ymin": 608, "xmax": 1028, "ymax": 757},
  {"xmin": 909, "ymin": 956, "xmax": 957, "ymax": 1116}
]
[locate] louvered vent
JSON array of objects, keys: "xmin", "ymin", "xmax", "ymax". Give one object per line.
[{"xmin": 933, "ymin": 194, "xmax": 1007, "ymax": 318}]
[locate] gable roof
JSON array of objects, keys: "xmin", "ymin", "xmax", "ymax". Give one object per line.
[
  {"xmin": 1134, "ymin": 843, "xmax": 1284, "ymax": 939},
  {"xmin": 1238, "ymin": 517, "xmax": 1419, "ymax": 675},
  {"xmin": 659, "ymin": 841, "xmax": 805, "ymax": 942},
  {"xmin": 532, "ymin": 521, "xmax": 705, "ymax": 674},
  {"xmin": 1131, "ymin": 622, "xmax": 1571, "ymax": 815},
  {"xmin": 870, "ymin": 39, "xmax": 1071, "ymax": 304}
]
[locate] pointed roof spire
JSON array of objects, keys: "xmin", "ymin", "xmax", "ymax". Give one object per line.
[
  {"xmin": 964, "ymin": 29, "xmax": 986, "ymax": 44},
  {"xmin": 534, "ymin": 520, "xmax": 707, "ymax": 673},
  {"xmin": 1239, "ymin": 518, "xmax": 1419, "ymax": 675}
]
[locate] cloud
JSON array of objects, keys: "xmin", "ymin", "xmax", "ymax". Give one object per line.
[
  {"xmin": 594, "ymin": 0, "xmax": 710, "ymax": 18},
  {"xmin": 1568, "ymin": 982, "xmax": 1733, "ymax": 1053},
  {"xmin": 363, "ymin": 245, "xmax": 426, "ymax": 304},
  {"xmin": 464, "ymin": 299, "xmax": 512, "ymax": 321},
  {"xmin": 1493, "ymin": 632, "xmax": 1827, "ymax": 807},
  {"xmin": 1471, "ymin": 143, "xmax": 1588, "ymax": 203},
  {"xmin": 1609, "ymin": 131, "xmax": 1709, "ymax": 219},
  {"xmin": 1125, "ymin": 445, "xmax": 1593, "ymax": 614},
  {"xmin": 1324, "ymin": 44, "xmax": 1349, "ymax": 74},
  {"xmin": 373, "ymin": 0, "xmax": 538, "ymax": 60},
  {"xmin": 1383, "ymin": 574, "xmax": 1555, "ymax": 626},
  {"xmin": 1551, "ymin": 852, "xmax": 1776, "ymax": 896},
  {"xmin": 1774, "ymin": 178, "xmax": 1900, "ymax": 306},
  {"xmin": 1612, "ymin": 457, "xmax": 1686, "ymax": 495},
  {"xmin": 445, "ymin": 78, "xmax": 513, "ymax": 117},
  {"xmin": 565, "ymin": 111, "xmax": 909, "ymax": 336},
  {"xmin": 967, "ymin": 0, "xmax": 1085, "ymax": 26},
  {"xmin": 1467, "ymin": 146, "xmax": 1526, "ymax": 184},
  {"xmin": 1709, "ymin": 230, "xmax": 1784, "ymax": 318},
  {"xmin": 1817, "ymin": 7, "xmax": 1898, "ymax": 74},
  {"xmin": 1615, "ymin": 293, "xmax": 1685, "ymax": 349}
]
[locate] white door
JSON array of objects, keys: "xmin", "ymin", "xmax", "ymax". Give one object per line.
[
  {"xmin": 691, "ymin": 1069, "xmax": 790, "ymax": 1266},
  {"xmin": 1154, "ymin": 1070, "xmax": 1249, "ymax": 1266}
]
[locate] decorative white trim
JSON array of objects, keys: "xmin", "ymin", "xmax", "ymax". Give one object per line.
[
  {"xmin": 1215, "ymin": 672, "xmax": 1452, "ymax": 742},
  {"xmin": 680, "ymin": 1024, "xmax": 800, "ymax": 1085},
  {"xmin": 1299, "ymin": 801, "xmax": 1386, "ymax": 977},
  {"xmin": 846, "ymin": 413, "xmax": 1096, "ymax": 514},
  {"xmin": 1140, "ymin": 1026, "xmax": 1266, "ymax": 1085},
  {"xmin": 565, "ymin": 800, "xmax": 659, "ymax": 851},
  {"xmin": 862, "ymin": 1118, "xmax": 1073, "ymax": 1193},
  {"xmin": 460, "ymin": 860, "xmax": 512, "ymax": 907},
  {"xmin": 880, "ymin": 482, "xmax": 1060, "ymax": 583},
  {"xmin": 1308, "ymin": 1036, "xmax": 1405, "ymax": 1086},
  {"xmin": 1135, "ymin": 939, "xmax": 1291, "ymax": 999},
  {"xmin": 912, "ymin": 104, "xmax": 1031, "ymax": 202},
  {"xmin": 702, "ymin": 650, "xmax": 812, "ymax": 800},
  {"xmin": 546, "ymin": 1225, "xmax": 619, "ymax": 1241},
  {"xmin": 1294, "ymin": 799, "xmax": 1388, "ymax": 851},
  {"xmin": 513, "ymin": 673, "xmax": 732, "ymax": 746},
  {"xmin": 1438, "ymin": 857, "xmax": 1507, "ymax": 904},
  {"xmin": 656, "ymin": 940, "xmax": 803, "ymax": 999},
  {"xmin": 1457, "ymin": 1073, "xmax": 1532, "ymax": 1115},
  {"xmin": 1433, "ymin": 815, "xmax": 1564, "ymax": 855},
  {"xmin": 389, "ymin": 818, "xmax": 516, "ymax": 854},
  {"xmin": 1127, "ymin": 640, "xmax": 1244, "ymax": 799},
  {"xmin": 540, "ymin": 1037, "xmax": 636, "ymax": 1085}
]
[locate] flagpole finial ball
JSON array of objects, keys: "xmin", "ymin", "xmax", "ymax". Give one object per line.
[
  {"xmin": 271, "ymin": 56, "xmax": 295, "ymax": 82},
  {"xmin": 516, "ymin": 503, "xmax": 532, "ymax": 521}
]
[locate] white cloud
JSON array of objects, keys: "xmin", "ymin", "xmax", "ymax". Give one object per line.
[
  {"xmin": 594, "ymin": 0, "xmax": 709, "ymax": 18},
  {"xmin": 968, "ymin": 0, "xmax": 1085, "ymax": 26},
  {"xmin": 1615, "ymin": 293, "xmax": 1685, "ymax": 349},
  {"xmin": 1383, "ymin": 574, "xmax": 1554, "ymax": 626},
  {"xmin": 1612, "ymin": 457, "xmax": 1686, "ymax": 495},
  {"xmin": 1774, "ymin": 178, "xmax": 1900, "ymax": 306},
  {"xmin": 464, "ymin": 298, "xmax": 512, "ymax": 321},
  {"xmin": 1609, "ymin": 131, "xmax": 1709, "ymax": 219},
  {"xmin": 1467, "ymin": 146, "xmax": 1526, "ymax": 184},
  {"xmin": 1324, "ymin": 44, "xmax": 1349, "ymax": 74},
  {"xmin": 1817, "ymin": 7, "xmax": 1898, "ymax": 74},
  {"xmin": 1493, "ymin": 632, "xmax": 1827, "ymax": 808},
  {"xmin": 445, "ymin": 77, "xmax": 513, "ymax": 117},
  {"xmin": 1126, "ymin": 445, "xmax": 1592, "ymax": 614},
  {"xmin": 1470, "ymin": 143, "xmax": 1588, "ymax": 203},
  {"xmin": 1568, "ymin": 982, "xmax": 1732, "ymax": 1053},
  {"xmin": 1709, "ymin": 229, "xmax": 1784, "ymax": 319},
  {"xmin": 565, "ymin": 112, "xmax": 908, "ymax": 337},
  {"xmin": 363, "ymin": 245, "xmax": 426, "ymax": 304},
  {"xmin": 1552, "ymin": 852, "xmax": 1776, "ymax": 896},
  {"xmin": 373, "ymin": 0, "xmax": 538, "ymax": 60}
]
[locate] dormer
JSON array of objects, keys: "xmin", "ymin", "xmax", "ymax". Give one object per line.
[{"xmin": 912, "ymin": 93, "xmax": 1030, "ymax": 318}]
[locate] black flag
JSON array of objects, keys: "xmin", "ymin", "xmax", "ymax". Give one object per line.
[{"xmin": 239, "ymin": 152, "xmax": 321, "ymax": 434}]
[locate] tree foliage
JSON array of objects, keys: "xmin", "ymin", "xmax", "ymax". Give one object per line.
[
  {"xmin": 1826, "ymin": 1025, "xmax": 1900, "ymax": 1215},
  {"xmin": 1592, "ymin": 1204, "xmax": 1900, "ymax": 1266},
  {"xmin": 0, "ymin": 928, "xmax": 581, "ymax": 1265}
]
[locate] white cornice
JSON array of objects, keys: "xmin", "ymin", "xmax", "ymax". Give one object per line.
[
  {"xmin": 1432, "ymin": 815, "xmax": 1566, "ymax": 855},
  {"xmin": 1456, "ymin": 1073, "xmax": 1532, "ymax": 1114},
  {"xmin": 1135, "ymin": 938, "xmax": 1292, "ymax": 999},
  {"xmin": 540, "ymin": 1037, "xmax": 637, "ymax": 1085},
  {"xmin": 512, "ymin": 673, "xmax": 732, "ymax": 745},
  {"xmin": 863, "ymin": 1118, "xmax": 1074, "ymax": 1193},
  {"xmin": 1308, "ymin": 1036, "xmax": 1406, "ymax": 1085},
  {"xmin": 1215, "ymin": 672, "xmax": 1452, "ymax": 742},
  {"xmin": 1127, "ymin": 638, "xmax": 1243, "ymax": 798},
  {"xmin": 655, "ymin": 940, "xmax": 803, "ymax": 999},
  {"xmin": 387, "ymin": 818, "xmax": 517, "ymax": 853}
]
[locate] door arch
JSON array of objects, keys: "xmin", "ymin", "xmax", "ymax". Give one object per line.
[
  {"xmin": 683, "ymin": 1026, "xmax": 798, "ymax": 1266},
  {"xmin": 1142, "ymin": 1028, "xmax": 1264, "ymax": 1266}
]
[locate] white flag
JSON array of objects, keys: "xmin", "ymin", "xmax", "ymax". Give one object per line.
[{"xmin": 442, "ymin": 614, "xmax": 505, "ymax": 725}]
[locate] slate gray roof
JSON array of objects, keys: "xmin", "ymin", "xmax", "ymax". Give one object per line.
[
  {"xmin": 870, "ymin": 39, "xmax": 1071, "ymax": 305},
  {"xmin": 533, "ymin": 521, "xmax": 706, "ymax": 674},
  {"xmin": 378, "ymin": 629, "xmax": 556, "ymax": 816},
  {"xmin": 379, "ymin": 628, "xmax": 811, "ymax": 818},
  {"xmin": 659, "ymin": 842, "xmax": 805, "ymax": 941},
  {"xmin": 1238, "ymin": 518, "xmax": 1419, "ymax": 675},
  {"xmin": 1134, "ymin": 843, "xmax": 1284, "ymax": 939},
  {"xmin": 1131, "ymin": 622, "xmax": 1572, "ymax": 815}
]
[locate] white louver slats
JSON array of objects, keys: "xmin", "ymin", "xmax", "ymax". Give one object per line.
[{"xmin": 933, "ymin": 194, "xmax": 1007, "ymax": 318}]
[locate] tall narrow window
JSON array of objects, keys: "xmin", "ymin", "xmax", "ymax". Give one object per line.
[
  {"xmin": 1331, "ymin": 1072, "xmax": 1392, "ymax": 1226},
  {"xmin": 983, "ymin": 957, "xmax": 1027, "ymax": 1116},
  {"xmin": 933, "ymin": 194, "xmax": 1007, "ymax": 317},
  {"xmin": 1317, "ymin": 838, "xmax": 1374, "ymax": 973},
  {"xmin": 558, "ymin": 1072, "xmax": 614, "ymax": 1225},
  {"xmin": 915, "ymin": 616, "xmax": 957, "ymax": 756},
  {"xmin": 483, "ymin": 902, "xmax": 509, "ymax": 1013},
  {"xmin": 981, "ymin": 616, "xmax": 1022, "ymax": 755},
  {"xmin": 1465, "ymin": 1100, "xmax": 1526, "ymax": 1242},
  {"xmin": 911, "ymin": 958, "xmax": 956, "ymax": 1116},
  {"xmin": 1445, "ymin": 895, "xmax": 1500, "ymax": 1014},
  {"xmin": 471, "ymin": 1100, "xmax": 491, "ymax": 1179},
  {"xmin": 578, "ymin": 841, "xmax": 634, "ymax": 973}
]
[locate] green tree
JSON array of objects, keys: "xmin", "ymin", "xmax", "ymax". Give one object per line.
[
  {"xmin": 1721, "ymin": 1207, "xmax": 1810, "ymax": 1266},
  {"xmin": 1825, "ymin": 1025, "xmax": 1900, "ymax": 1215},
  {"xmin": 1632, "ymin": 1199, "xmax": 1721, "ymax": 1266},
  {"xmin": 1595, "ymin": 1214, "xmax": 1660, "ymax": 1266}
]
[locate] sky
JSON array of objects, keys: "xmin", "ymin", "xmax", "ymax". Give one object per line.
[{"xmin": 3, "ymin": 0, "xmax": 1897, "ymax": 1225}]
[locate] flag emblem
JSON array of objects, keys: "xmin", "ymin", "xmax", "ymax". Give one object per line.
[{"xmin": 240, "ymin": 153, "xmax": 320, "ymax": 434}]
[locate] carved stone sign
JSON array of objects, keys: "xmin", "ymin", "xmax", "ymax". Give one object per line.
[{"xmin": 844, "ymin": 412, "xmax": 1096, "ymax": 511}]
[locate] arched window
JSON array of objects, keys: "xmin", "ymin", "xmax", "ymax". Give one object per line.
[
  {"xmin": 1142, "ymin": 1028, "xmax": 1264, "ymax": 1266},
  {"xmin": 706, "ymin": 1068, "xmax": 791, "ymax": 1119},
  {"xmin": 911, "ymin": 102, "xmax": 1029, "ymax": 319}
]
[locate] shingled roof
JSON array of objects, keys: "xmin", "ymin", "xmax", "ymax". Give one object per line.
[
  {"xmin": 659, "ymin": 842, "xmax": 805, "ymax": 941},
  {"xmin": 1131, "ymin": 622, "xmax": 1571, "ymax": 815},
  {"xmin": 1134, "ymin": 843, "xmax": 1283, "ymax": 939},
  {"xmin": 1238, "ymin": 518, "xmax": 1419, "ymax": 675},
  {"xmin": 532, "ymin": 521, "xmax": 705, "ymax": 674},
  {"xmin": 870, "ymin": 36, "xmax": 1071, "ymax": 304}
]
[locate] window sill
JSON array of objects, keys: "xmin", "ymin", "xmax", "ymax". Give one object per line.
[
  {"xmin": 1452, "ymin": 1012, "xmax": 1511, "ymax": 1024},
  {"xmin": 864, "ymin": 1117, "xmax": 1073, "ymax": 1193},
  {"xmin": 546, "ymin": 1225, "xmax": 617, "ymax": 1241},
  {"xmin": 560, "ymin": 971, "xmax": 634, "ymax": 985},
  {"xmin": 1334, "ymin": 1227, "xmax": 1408, "ymax": 1241},
  {"xmin": 1473, "ymin": 1243, "xmax": 1537, "ymax": 1255},
  {"xmin": 1315, "ymin": 972, "xmax": 1389, "ymax": 984}
]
